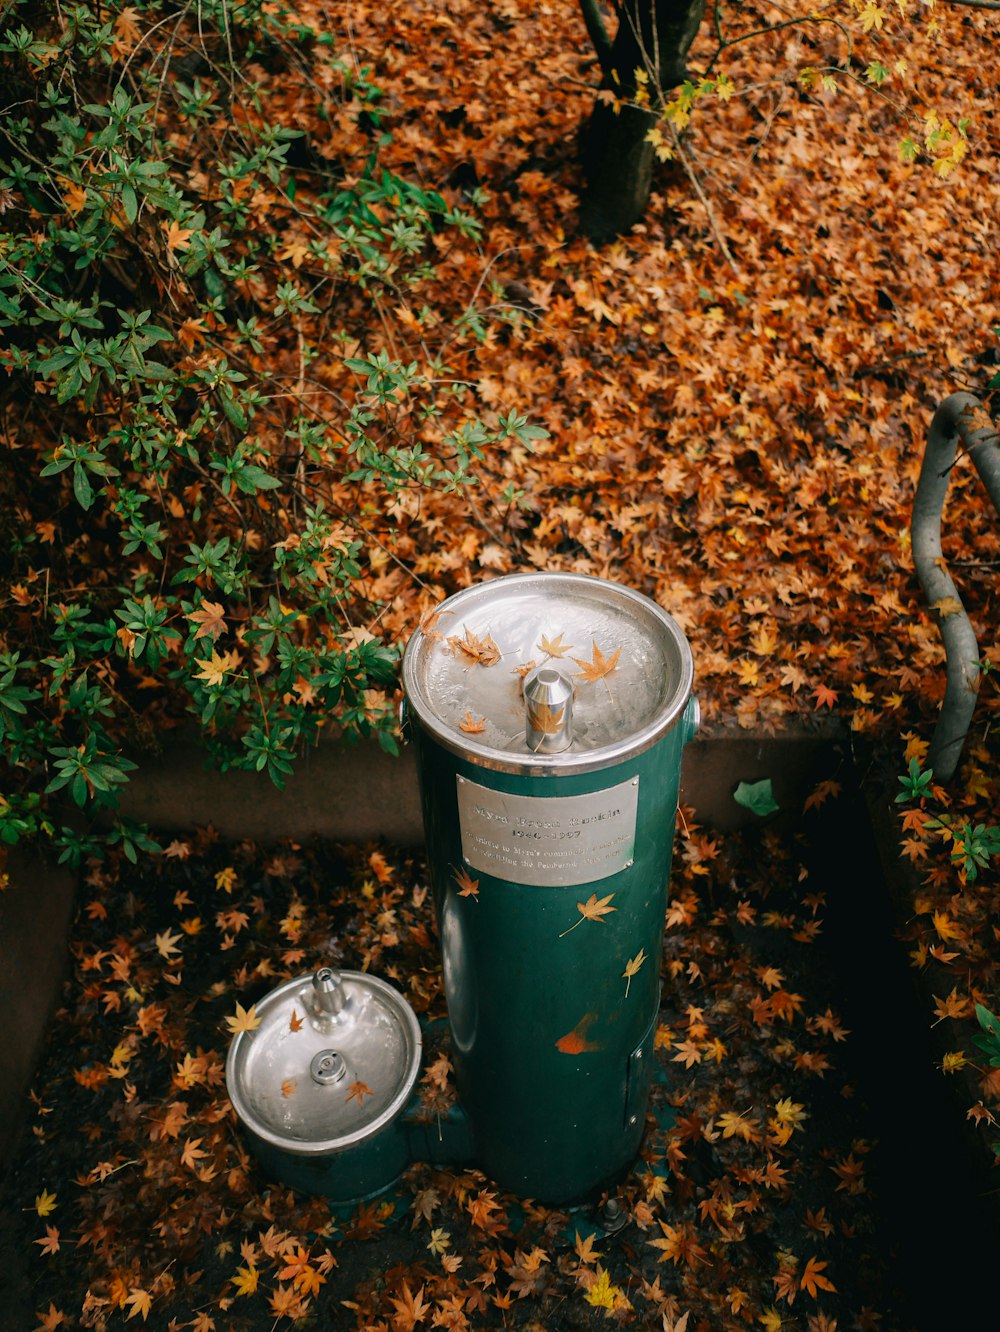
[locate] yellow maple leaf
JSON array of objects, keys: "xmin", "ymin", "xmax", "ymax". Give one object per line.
[
  {"xmin": 125, "ymin": 1287, "xmax": 152, "ymax": 1322},
  {"xmin": 225, "ymin": 1003, "xmax": 261, "ymax": 1036},
  {"xmin": 858, "ymin": 2, "xmax": 885, "ymax": 31},
  {"xmin": 560, "ymin": 892, "xmax": 617, "ymax": 937},
  {"xmin": 933, "ymin": 910, "xmax": 961, "ymax": 941},
  {"xmin": 584, "ymin": 1266, "xmax": 623, "ymax": 1309},
  {"xmin": 716, "ymin": 1110, "xmax": 761, "ymax": 1142},
  {"xmin": 155, "ymin": 928, "xmax": 182, "ymax": 959},
  {"xmin": 34, "ymin": 1189, "xmax": 58, "ymax": 1217},
  {"xmin": 193, "ymin": 649, "xmax": 241, "ymax": 688},
  {"xmin": 233, "ymin": 1264, "xmax": 259, "ymax": 1296},
  {"xmin": 214, "ymin": 866, "xmax": 238, "ymax": 893},
  {"xmin": 538, "ymin": 632, "xmax": 574, "ymax": 658},
  {"xmin": 622, "ymin": 948, "xmax": 647, "ymax": 997}
]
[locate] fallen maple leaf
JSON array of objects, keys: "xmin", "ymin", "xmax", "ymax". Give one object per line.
[
  {"xmin": 572, "ymin": 640, "xmax": 622, "ymax": 684},
  {"xmin": 155, "ymin": 928, "xmax": 182, "ymax": 959},
  {"xmin": 125, "ymin": 1287, "xmax": 152, "ymax": 1322},
  {"xmin": 193, "ymin": 648, "xmax": 241, "ymax": 688},
  {"xmin": 799, "ymin": 1255, "xmax": 837, "ymax": 1298},
  {"xmin": 33, "ymin": 1189, "xmax": 57, "ymax": 1217},
  {"xmin": 538, "ymin": 632, "xmax": 573, "ymax": 658},
  {"xmin": 225, "ymin": 1003, "xmax": 261, "ymax": 1035},
  {"xmin": 560, "ymin": 892, "xmax": 617, "ymax": 936},
  {"xmin": 187, "ymin": 599, "xmax": 227, "ymax": 641},
  {"xmin": 622, "ymin": 948, "xmax": 647, "ymax": 997},
  {"xmin": 232, "ymin": 1264, "xmax": 259, "ymax": 1296},
  {"xmin": 33, "ymin": 1225, "xmax": 60, "ymax": 1255},
  {"xmin": 803, "ymin": 779, "xmax": 842, "ymax": 812},
  {"xmin": 214, "ymin": 866, "xmax": 238, "ymax": 893},
  {"xmin": 452, "ymin": 865, "xmax": 480, "ymax": 898},
  {"xmin": 447, "ymin": 626, "xmax": 501, "ymax": 666},
  {"xmin": 458, "ymin": 711, "xmax": 486, "ymax": 734},
  {"xmin": 289, "ymin": 1008, "xmax": 303, "ymax": 1032},
  {"xmin": 584, "ymin": 1266, "xmax": 623, "ymax": 1309},
  {"xmin": 388, "ymin": 1280, "xmax": 430, "ymax": 1332},
  {"xmin": 35, "ymin": 1304, "xmax": 67, "ymax": 1331},
  {"xmin": 346, "ymin": 1079, "xmax": 373, "ymax": 1105},
  {"xmin": 811, "ymin": 683, "xmax": 839, "ymax": 709},
  {"xmin": 181, "ymin": 1137, "xmax": 207, "ymax": 1170}
]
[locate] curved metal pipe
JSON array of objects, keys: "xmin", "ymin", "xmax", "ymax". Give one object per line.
[{"xmin": 912, "ymin": 392, "xmax": 1000, "ymax": 781}]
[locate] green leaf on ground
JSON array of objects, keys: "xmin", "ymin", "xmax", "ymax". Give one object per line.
[{"xmin": 733, "ymin": 779, "xmax": 779, "ymax": 818}]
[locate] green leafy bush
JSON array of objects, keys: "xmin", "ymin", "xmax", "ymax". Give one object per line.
[{"xmin": 0, "ymin": 0, "xmax": 542, "ymax": 862}]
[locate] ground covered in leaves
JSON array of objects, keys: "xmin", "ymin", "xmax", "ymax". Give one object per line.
[{"xmin": 3, "ymin": 779, "xmax": 990, "ymax": 1331}]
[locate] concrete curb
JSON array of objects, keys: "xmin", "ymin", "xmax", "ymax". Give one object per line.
[
  {"xmin": 0, "ymin": 846, "xmax": 76, "ymax": 1172},
  {"xmin": 116, "ymin": 726, "xmax": 845, "ymax": 843}
]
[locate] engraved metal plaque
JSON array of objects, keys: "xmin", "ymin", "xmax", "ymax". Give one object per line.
[{"xmin": 456, "ymin": 775, "xmax": 639, "ymax": 888}]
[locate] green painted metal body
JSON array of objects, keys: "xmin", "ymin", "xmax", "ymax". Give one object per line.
[
  {"xmin": 242, "ymin": 1117, "xmax": 411, "ymax": 1204},
  {"xmin": 411, "ymin": 699, "xmax": 697, "ymax": 1204}
]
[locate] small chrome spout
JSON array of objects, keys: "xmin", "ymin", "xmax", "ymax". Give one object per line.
[
  {"xmin": 524, "ymin": 666, "xmax": 573, "ymax": 753},
  {"xmin": 312, "ymin": 967, "xmax": 346, "ymax": 1016}
]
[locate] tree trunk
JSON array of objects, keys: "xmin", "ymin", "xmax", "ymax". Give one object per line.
[{"xmin": 580, "ymin": 0, "xmax": 706, "ymax": 242}]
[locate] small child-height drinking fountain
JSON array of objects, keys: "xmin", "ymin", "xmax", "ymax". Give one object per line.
[{"xmin": 226, "ymin": 572, "xmax": 697, "ymax": 1205}]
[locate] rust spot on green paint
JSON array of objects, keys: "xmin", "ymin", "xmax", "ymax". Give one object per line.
[{"xmin": 555, "ymin": 1012, "xmax": 602, "ymax": 1054}]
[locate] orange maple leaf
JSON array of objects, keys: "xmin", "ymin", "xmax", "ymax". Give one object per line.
[
  {"xmin": 180, "ymin": 1137, "xmax": 207, "ymax": 1170},
  {"xmin": 346, "ymin": 1079, "xmax": 373, "ymax": 1105},
  {"xmin": 33, "ymin": 1226, "xmax": 60, "ymax": 1256},
  {"xmin": 458, "ymin": 711, "xmax": 486, "ymax": 734},
  {"xmin": 388, "ymin": 1281, "xmax": 431, "ymax": 1332},
  {"xmin": 289, "ymin": 1008, "xmax": 303, "ymax": 1032},
  {"xmin": 187, "ymin": 599, "xmax": 226, "ymax": 641},
  {"xmin": 165, "ymin": 219, "xmax": 194, "ymax": 253},
  {"xmin": 811, "ymin": 683, "xmax": 838, "ymax": 709},
  {"xmin": 572, "ymin": 640, "xmax": 622, "ymax": 684},
  {"xmin": 803, "ymin": 779, "xmax": 841, "ymax": 812},
  {"xmin": 447, "ymin": 626, "xmax": 501, "ymax": 666},
  {"xmin": 799, "ymin": 1255, "xmax": 837, "ymax": 1298},
  {"xmin": 452, "ymin": 865, "xmax": 480, "ymax": 898}
]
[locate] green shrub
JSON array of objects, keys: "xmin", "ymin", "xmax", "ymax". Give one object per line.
[{"xmin": 0, "ymin": 0, "xmax": 543, "ymax": 863}]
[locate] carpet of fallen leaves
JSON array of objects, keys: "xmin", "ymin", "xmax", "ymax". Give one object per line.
[
  {"xmin": 335, "ymin": 0, "xmax": 1000, "ymax": 740},
  {"xmin": 3, "ymin": 791, "xmax": 968, "ymax": 1332}
]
